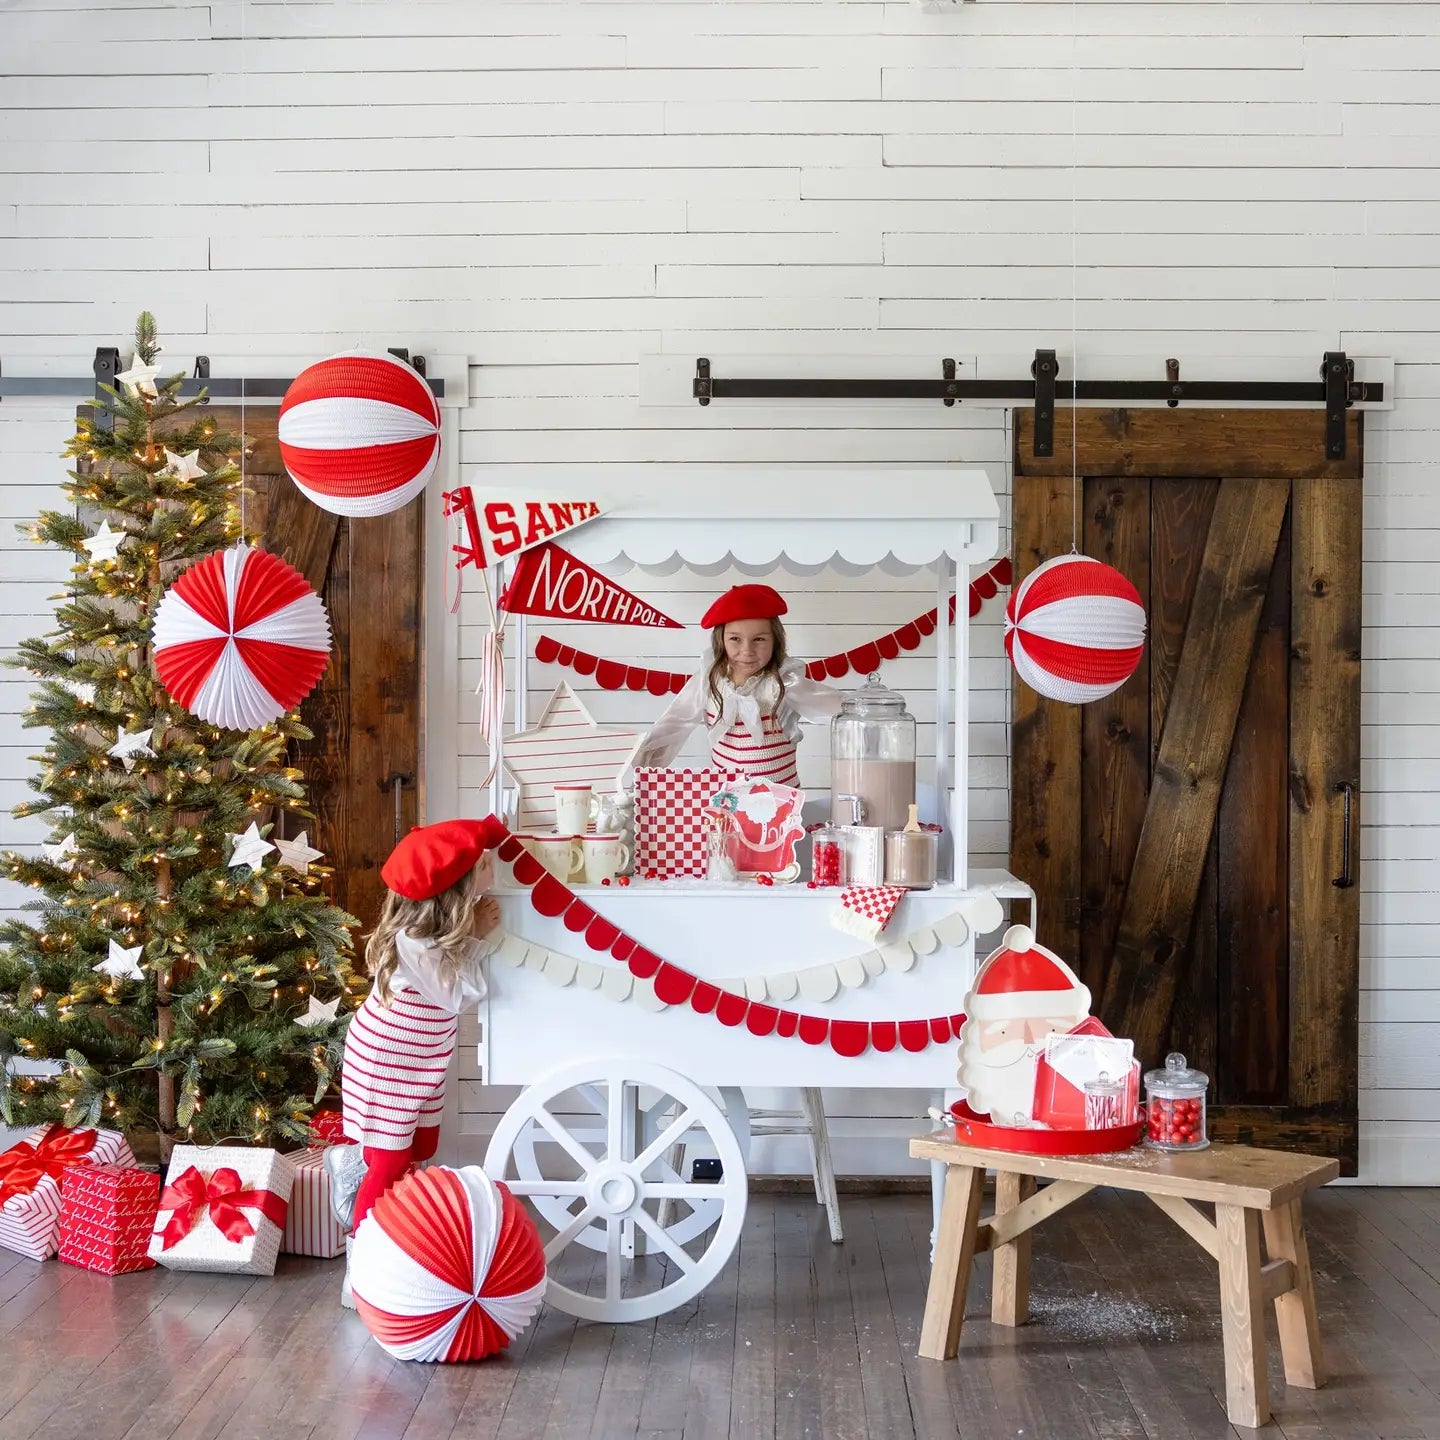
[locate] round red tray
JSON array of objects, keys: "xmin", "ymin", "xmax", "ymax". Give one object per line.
[{"xmin": 949, "ymin": 1101, "xmax": 1144, "ymax": 1156}]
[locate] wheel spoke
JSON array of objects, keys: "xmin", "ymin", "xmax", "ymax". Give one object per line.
[
  {"xmin": 607, "ymin": 1077, "xmax": 624, "ymax": 1162},
  {"xmin": 533, "ymin": 1108, "xmax": 598, "ymax": 1176},
  {"xmin": 544, "ymin": 1203, "xmax": 599, "ymax": 1261},
  {"xmin": 633, "ymin": 1208, "xmax": 697, "ymax": 1274},
  {"xmin": 502, "ymin": 1179, "xmax": 589, "ymax": 1198},
  {"xmin": 641, "ymin": 1182, "xmax": 728, "ymax": 1201},
  {"xmin": 605, "ymin": 1216, "xmax": 623, "ymax": 1301},
  {"xmin": 633, "ymin": 1107, "xmax": 696, "ymax": 1176}
]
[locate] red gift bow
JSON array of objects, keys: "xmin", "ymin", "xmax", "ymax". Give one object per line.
[
  {"xmin": 0, "ymin": 1124, "xmax": 98, "ymax": 1205},
  {"xmin": 158, "ymin": 1165, "xmax": 288, "ymax": 1250}
]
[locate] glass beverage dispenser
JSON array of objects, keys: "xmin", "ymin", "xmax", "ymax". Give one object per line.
[{"xmin": 829, "ymin": 674, "xmax": 917, "ymax": 835}]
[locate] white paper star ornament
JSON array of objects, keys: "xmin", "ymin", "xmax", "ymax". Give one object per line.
[
  {"xmin": 274, "ymin": 831, "xmax": 323, "ymax": 874},
  {"xmin": 93, "ymin": 939, "xmax": 145, "ymax": 981},
  {"xmin": 503, "ymin": 680, "xmax": 642, "ymax": 832},
  {"xmin": 115, "ymin": 355, "xmax": 160, "ymax": 398},
  {"xmin": 82, "ymin": 521, "xmax": 128, "ymax": 566},
  {"xmin": 228, "ymin": 821, "xmax": 276, "ymax": 871},
  {"xmin": 163, "ymin": 447, "xmax": 206, "ymax": 481},
  {"xmin": 41, "ymin": 833, "xmax": 80, "ymax": 871},
  {"xmin": 108, "ymin": 726, "xmax": 156, "ymax": 771},
  {"xmin": 294, "ymin": 994, "xmax": 341, "ymax": 1029}
]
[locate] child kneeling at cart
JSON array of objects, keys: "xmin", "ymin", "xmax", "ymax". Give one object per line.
[{"xmin": 327, "ymin": 817, "xmax": 506, "ymax": 1232}]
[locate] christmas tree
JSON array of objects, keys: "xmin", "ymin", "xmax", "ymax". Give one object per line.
[{"xmin": 0, "ymin": 313, "xmax": 361, "ymax": 1158}]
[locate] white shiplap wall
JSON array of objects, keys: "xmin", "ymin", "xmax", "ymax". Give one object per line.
[{"xmin": 0, "ymin": 0, "xmax": 1436, "ymax": 1183}]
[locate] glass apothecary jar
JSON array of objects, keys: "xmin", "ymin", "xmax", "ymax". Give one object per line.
[
  {"xmin": 1144, "ymin": 1052, "xmax": 1209, "ymax": 1151},
  {"xmin": 830, "ymin": 674, "xmax": 917, "ymax": 836}
]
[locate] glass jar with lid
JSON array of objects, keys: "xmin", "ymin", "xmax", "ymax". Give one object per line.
[
  {"xmin": 1143, "ymin": 1052, "xmax": 1209, "ymax": 1151},
  {"xmin": 830, "ymin": 673, "xmax": 917, "ymax": 835}
]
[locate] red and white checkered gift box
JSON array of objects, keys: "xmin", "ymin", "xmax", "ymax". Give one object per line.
[
  {"xmin": 282, "ymin": 1147, "xmax": 347, "ymax": 1259},
  {"xmin": 830, "ymin": 886, "xmax": 907, "ymax": 941},
  {"xmin": 634, "ymin": 767, "xmax": 740, "ymax": 879},
  {"xmin": 0, "ymin": 1124, "xmax": 136, "ymax": 1261},
  {"xmin": 59, "ymin": 1163, "xmax": 159, "ymax": 1275}
]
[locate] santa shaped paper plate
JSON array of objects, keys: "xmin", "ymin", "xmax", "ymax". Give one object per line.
[{"xmin": 950, "ymin": 924, "xmax": 1143, "ymax": 1155}]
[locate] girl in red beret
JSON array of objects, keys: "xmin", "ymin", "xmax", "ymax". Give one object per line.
[
  {"xmin": 633, "ymin": 583, "xmax": 841, "ymax": 784},
  {"xmin": 329, "ymin": 818, "xmax": 506, "ymax": 1237}
]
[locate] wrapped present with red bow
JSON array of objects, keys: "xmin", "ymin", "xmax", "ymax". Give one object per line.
[
  {"xmin": 0, "ymin": 1124, "xmax": 136, "ymax": 1261},
  {"xmin": 147, "ymin": 1145, "xmax": 296, "ymax": 1276},
  {"xmin": 307, "ymin": 1108, "xmax": 351, "ymax": 1148},
  {"xmin": 59, "ymin": 1164, "xmax": 160, "ymax": 1276},
  {"xmin": 281, "ymin": 1146, "xmax": 348, "ymax": 1259}
]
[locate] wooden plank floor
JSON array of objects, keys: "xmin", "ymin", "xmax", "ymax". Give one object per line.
[{"xmin": 2, "ymin": 1187, "xmax": 1438, "ymax": 1439}]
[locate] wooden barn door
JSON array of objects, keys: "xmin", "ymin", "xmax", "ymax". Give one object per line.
[
  {"xmin": 201, "ymin": 408, "xmax": 424, "ymax": 929},
  {"xmin": 1010, "ymin": 409, "xmax": 1362, "ymax": 1171}
]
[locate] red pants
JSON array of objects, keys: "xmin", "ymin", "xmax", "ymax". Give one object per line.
[{"xmin": 353, "ymin": 1125, "xmax": 440, "ymax": 1230}]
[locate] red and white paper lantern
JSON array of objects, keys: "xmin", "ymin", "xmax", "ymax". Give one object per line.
[
  {"xmin": 1004, "ymin": 554, "xmax": 1146, "ymax": 704},
  {"xmin": 279, "ymin": 351, "xmax": 441, "ymax": 518},
  {"xmin": 350, "ymin": 1165, "xmax": 546, "ymax": 1363},
  {"xmin": 153, "ymin": 544, "xmax": 331, "ymax": 730}
]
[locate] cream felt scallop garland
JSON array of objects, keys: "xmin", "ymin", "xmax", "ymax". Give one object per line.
[{"xmin": 488, "ymin": 892, "xmax": 1003, "ymax": 1012}]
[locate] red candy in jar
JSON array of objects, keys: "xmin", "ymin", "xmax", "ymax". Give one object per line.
[
  {"xmin": 1143, "ymin": 1052, "xmax": 1209, "ymax": 1152},
  {"xmin": 812, "ymin": 827, "xmax": 843, "ymax": 887}
]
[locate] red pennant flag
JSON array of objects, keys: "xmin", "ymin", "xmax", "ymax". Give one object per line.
[{"xmin": 501, "ymin": 542, "xmax": 682, "ymax": 629}]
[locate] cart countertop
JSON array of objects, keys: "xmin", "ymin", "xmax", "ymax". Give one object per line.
[{"xmin": 494, "ymin": 868, "xmax": 1031, "ymax": 903}]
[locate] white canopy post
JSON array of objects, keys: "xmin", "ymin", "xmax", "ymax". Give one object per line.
[{"xmin": 934, "ymin": 556, "xmax": 953, "ymax": 880}]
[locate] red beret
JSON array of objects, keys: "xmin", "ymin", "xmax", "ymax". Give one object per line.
[
  {"xmin": 381, "ymin": 816, "xmax": 507, "ymax": 901},
  {"xmin": 700, "ymin": 584, "xmax": 788, "ymax": 630}
]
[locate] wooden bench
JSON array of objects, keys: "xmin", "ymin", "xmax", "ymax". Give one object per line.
[{"xmin": 910, "ymin": 1132, "xmax": 1339, "ymax": 1429}]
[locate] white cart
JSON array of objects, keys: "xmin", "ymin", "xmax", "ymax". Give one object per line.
[{"xmin": 478, "ymin": 469, "xmax": 1007, "ymax": 1322}]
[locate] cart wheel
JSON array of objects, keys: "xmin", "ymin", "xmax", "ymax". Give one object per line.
[
  {"xmin": 509, "ymin": 1084, "xmax": 750, "ymax": 1253},
  {"xmin": 485, "ymin": 1059, "xmax": 748, "ymax": 1323}
]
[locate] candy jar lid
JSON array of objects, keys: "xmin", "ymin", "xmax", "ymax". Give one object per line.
[
  {"xmin": 1084, "ymin": 1069, "xmax": 1124, "ymax": 1099},
  {"xmin": 1144, "ymin": 1051, "xmax": 1209, "ymax": 1097}
]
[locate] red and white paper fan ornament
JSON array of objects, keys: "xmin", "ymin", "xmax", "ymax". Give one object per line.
[
  {"xmin": 152, "ymin": 543, "xmax": 331, "ymax": 730},
  {"xmin": 278, "ymin": 351, "xmax": 441, "ymax": 518},
  {"xmin": 1004, "ymin": 554, "xmax": 1146, "ymax": 704},
  {"xmin": 350, "ymin": 1166, "xmax": 546, "ymax": 1363}
]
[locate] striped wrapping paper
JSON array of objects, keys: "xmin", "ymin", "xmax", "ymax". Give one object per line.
[
  {"xmin": 281, "ymin": 1147, "xmax": 348, "ymax": 1259},
  {"xmin": 0, "ymin": 1126, "xmax": 136, "ymax": 1261}
]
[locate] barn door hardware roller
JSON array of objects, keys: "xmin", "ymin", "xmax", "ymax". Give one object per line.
[{"xmin": 692, "ymin": 350, "xmax": 1380, "ymax": 460}]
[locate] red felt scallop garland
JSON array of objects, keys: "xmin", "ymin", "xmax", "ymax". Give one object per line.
[
  {"xmin": 499, "ymin": 835, "xmax": 965, "ymax": 1055},
  {"xmin": 534, "ymin": 558, "xmax": 1012, "ymax": 696}
]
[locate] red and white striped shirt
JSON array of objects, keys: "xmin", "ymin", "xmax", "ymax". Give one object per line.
[{"xmin": 632, "ymin": 659, "xmax": 841, "ymax": 783}]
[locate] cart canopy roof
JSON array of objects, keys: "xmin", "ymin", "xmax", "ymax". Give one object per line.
[{"xmin": 472, "ymin": 466, "xmax": 1000, "ymax": 576}]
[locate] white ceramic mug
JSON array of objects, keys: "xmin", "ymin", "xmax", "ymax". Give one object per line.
[
  {"xmin": 519, "ymin": 833, "xmax": 583, "ymax": 881},
  {"xmin": 554, "ymin": 784, "xmax": 600, "ymax": 836},
  {"xmin": 581, "ymin": 833, "xmax": 631, "ymax": 886}
]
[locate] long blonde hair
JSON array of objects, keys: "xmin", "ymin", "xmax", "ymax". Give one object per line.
[
  {"xmin": 705, "ymin": 617, "xmax": 788, "ymax": 717},
  {"xmin": 365, "ymin": 866, "xmax": 483, "ymax": 1006}
]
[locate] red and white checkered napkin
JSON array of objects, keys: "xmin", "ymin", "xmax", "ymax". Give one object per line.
[
  {"xmin": 830, "ymin": 886, "xmax": 907, "ymax": 940},
  {"xmin": 634, "ymin": 767, "xmax": 739, "ymax": 879}
]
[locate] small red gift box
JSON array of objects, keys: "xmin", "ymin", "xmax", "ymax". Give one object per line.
[
  {"xmin": 0, "ymin": 1124, "xmax": 136, "ymax": 1261},
  {"xmin": 59, "ymin": 1164, "xmax": 159, "ymax": 1275},
  {"xmin": 1031, "ymin": 1017, "xmax": 1140, "ymax": 1131},
  {"xmin": 307, "ymin": 1109, "xmax": 351, "ymax": 1147}
]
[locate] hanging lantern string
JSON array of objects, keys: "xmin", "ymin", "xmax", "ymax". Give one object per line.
[{"xmin": 1069, "ymin": 0, "xmax": 1080, "ymax": 555}]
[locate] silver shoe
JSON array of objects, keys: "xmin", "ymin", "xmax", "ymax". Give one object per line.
[{"xmin": 323, "ymin": 1142, "xmax": 367, "ymax": 1232}]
